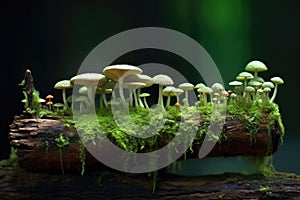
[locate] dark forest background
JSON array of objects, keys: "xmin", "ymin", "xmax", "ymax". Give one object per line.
[{"xmin": 1, "ymin": 0, "xmax": 299, "ymax": 173}]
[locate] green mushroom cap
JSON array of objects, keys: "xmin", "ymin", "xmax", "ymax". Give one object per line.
[
  {"xmin": 271, "ymin": 77, "xmax": 284, "ymax": 85},
  {"xmin": 245, "ymin": 60, "xmax": 268, "ymax": 73}
]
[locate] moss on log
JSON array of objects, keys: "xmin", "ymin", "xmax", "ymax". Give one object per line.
[{"xmin": 8, "ymin": 112, "xmax": 282, "ymax": 173}]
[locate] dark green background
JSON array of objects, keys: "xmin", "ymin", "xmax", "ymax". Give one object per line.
[{"xmin": 2, "ymin": 1, "xmax": 299, "ymax": 173}]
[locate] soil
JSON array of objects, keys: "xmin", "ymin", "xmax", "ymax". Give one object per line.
[{"xmin": 0, "ymin": 167, "xmax": 299, "ymax": 200}]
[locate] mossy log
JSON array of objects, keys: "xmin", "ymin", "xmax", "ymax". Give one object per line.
[{"xmin": 8, "ymin": 113, "xmax": 281, "ymax": 173}]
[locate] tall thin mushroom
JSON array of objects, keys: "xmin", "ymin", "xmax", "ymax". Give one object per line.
[
  {"xmin": 178, "ymin": 83, "xmax": 194, "ymax": 106},
  {"xmin": 152, "ymin": 74, "xmax": 174, "ymax": 109},
  {"xmin": 54, "ymin": 80, "xmax": 73, "ymax": 109}
]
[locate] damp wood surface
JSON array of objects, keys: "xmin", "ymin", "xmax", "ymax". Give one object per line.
[
  {"xmin": 0, "ymin": 167, "xmax": 300, "ymax": 200},
  {"xmin": 8, "ymin": 114, "xmax": 281, "ymax": 172}
]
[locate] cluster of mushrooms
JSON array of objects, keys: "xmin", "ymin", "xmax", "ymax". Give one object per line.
[{"xmin": 48, "ymin": 60, "xmax": 283, "ymax": 114}]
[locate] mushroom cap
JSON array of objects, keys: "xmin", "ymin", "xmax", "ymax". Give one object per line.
[
  {"xmin": 244, "ymin": 86, "xmax": 255, "ymax": 93},
  {"xmin": 228, "ymin": 80, "xmax": 243, "ymax": 86},
  {"xmin": 236, "ymin": 72, "xmax": 254, "ymax": 80},
  {"xmin": 74, "ymin": 95, "xmax": 89, "ymax": 102},
  {"xmin": 262, "ymin": 81, "xmax": 275, "ymax": 89},
  {"xmin": 253, "ymin": 76, "xmax": 265, "ymax": 83},
  {"xmin": 103, "ymin": 64, "xmax": 142, "ymax": 81},
  {"xmin": 139, "ymin": 93, "xmax": 150, "ymax": 98},
  {"xmin": 54, "ymin": 80, "xmax": 72, "ymax": 90},
  {"xmin": 124, "ymin": 74, "xmax": 153, "ymax": 87},
  {"xmin": 197, "ymin": 86, "xmax": 212, "ymax": 94},
  {"xmin": 96, "ymin": 88, "xmax": 112, "ymax": 94},
  {"xmin": 152, "ymin": 74, "xmax": 174, "ymax": 85},
  {"xmin": 53, "ymin": 103, "xmax": 64, "ymax": 108},
  {"xmin": 211, "ymin": 83, "xmax": 224, "ymax": 92},
  {"xmin": 271, "ymin": 77, "xmax": 284, "ymax": 85},
  {"xmin": 245, "ymin": 60, "xmax": 268, "ymax": 73},
  {"xmin": 194, "ymin": 83, "xmax": 206, "ymax": 89},
  {"xmin": 172, "ymin": 88, "xmax": 184, "ymax": 96},
  {"xmin": 263, "ymin": 87, "xmax": 271, "ymax": 92},
  {"xmin": 46, "ymin": 101, "xmax": 53, "ymax": 105},
  {"xmin": 257, "ymin": 88, "xmax": 264, "ymax": 93},
  {"xmin": 178, "ymin": 83, "xmax": 194, "ymax": 90},
  {"xmin": 248, "ymin": 80, "xmax": 262, "ymax": 87},
  {"xmin": 123, "ymin": 82, "xmax": 146, "ymax": 89},
  {"xmin": 163, "ymin": 86, "xmax": 176, "ymax": 96},
  {"xmin": 46, "ymin": 94, "xmax": 54, "ymax": 99},
  {"xmin": 70, "ymin": 73, "xmax": 107, "ymax": 87},
  {"xmin": 78, "ymin": 86, "xmax": 88, "ymax": 94}
]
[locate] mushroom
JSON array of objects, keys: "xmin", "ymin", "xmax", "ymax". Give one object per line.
[
  {"xmin": 162, "ymin": 86, "xmax": 176, "ymax": 107},
  {"xmin": 45, "ymin": 95, "xmax": 54, "ymax": 110},
  {"xmin": 78, "ymin": 86, "xmax": 87, "ymax": 95},
  {"xmin": 236, "ymin": 72, "xmax": 254, "ymax": 96},
  {"xmin": 152, "ymin": 74, "xmax": 174, "ymax": 109},
  {"xmin": 245, "ymin": 60, "xmax": 268, "ymax": 78},
  {"xmin": 96, "ymin": 88, "xmax": 112, "ymax": 109},
  {"xmin": 172, "ymin": 88, "xmax": 184, "ymax": 104},
  {"xmin": 70, "ymin": 73, "xmax": 107, "ymax": 108},
  {"xmin": 53, "ymin": 103, "xmax": 64, "ymax": 112},
  {"xmin": 270, "ymin": 76, "xmax": 284, "ymax": 103},
  {"xmin": 123, "ymin": 82, "xmax": 146, "ymax": 107},
  {"xmin": 139, "ymin": 93, "xmax": 150, "ymax": 109},
  {"xmin": 178, "ymin": 83, "xmax": 194, "ymax": 106},
  {"xmin": 46, "ymin": 101, "xmax": 53, "ymax": 111},
  {"xmin": 197, "ymin": 86, "xmax": 212, "ymax": 106},
  {"xmin": 229, "ymin": 93, "xmax": 237, "ymax": 105},
  {"xmin": 103, "ymin": 64, "xmax": 142, "ymax": 105},
  {"xmin": 73, "ymin": 96, "xmax": 90, "ymax": 113},
  {"xmin": 244, "ymin": 86, "xmax": 255, "ymax": 103},
  {"xmin": 263, "ymin": 87, "xmax": 272, "ymax": 103},
  {"xmin": 54, "ymin": 80, "xmax": 72, "ymax": 109}
]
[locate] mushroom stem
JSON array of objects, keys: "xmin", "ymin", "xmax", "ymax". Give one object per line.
[
  {"xmin": 87, "ymin": 87, "xmax": 96, "ymax": 108},
  {"xmin": 157, "ymin": 84, "xmax": 164, "ymax": 108},
  {"xmin": 270, "ymin": 84, "xmax": 278, "ymax": 103},
  {"xmin": 166, "ymin": 96, "xmax": 171, "ymax": 107},
  {"xmin": 137, "ymin": 88, "xmax": 144, "ymax": 108},
  {"xmin": 103, "ymin": 94, "xmax": 108, "ymax": 107},
  {"xmin": 184, "ymin": 91, "xmax": 189, "ymax": 106},
  {"xmin": 143, "ymin": 97, "xmax": 149, "ymax": 109},
  {"xmin": 62, "ymin": 89, "xmax": 68, "ymax": 109},
  {"xmin": 118, "ymin": 78, "xmax": 126, "ymax": 105},
  {"xmin": 133, "ymin": 89, "xmax": 139, "ymax": 108}
]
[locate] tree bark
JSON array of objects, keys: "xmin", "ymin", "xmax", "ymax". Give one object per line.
[{"xmin": 8, "ymin": 112, "xmax": 281, "ymax": 172}]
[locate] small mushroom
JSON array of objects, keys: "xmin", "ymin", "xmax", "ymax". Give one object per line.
[
  {"xmin": 139, "ymin": 93, "xmax": 150, "ymax": 109},
  {"xmin": 53, "ymin": 103, "xmax": 64, "ymax": 112},
  {"xmin": 178, "ymin": 83, "xmax": 194, "ymax": 106},
  {"xmin": 54, "ymin": 80, "xmax": 73, "ymax": 109},
  {"xmin": 172, "ymin": 88, "xmax": 184, "ymax": 104},
  {"xmin": 152, "ymin": 74, "xmax": 174, "ymax": 109},
  {"xmin": 236, "ymin": 72, "xmax": 254, "ymax": 97},
  {"xmin": 162, "ymin": 86, "xmax": 176, "ymax": 107},
  {"xmin": 73, "ymin": 96, "xmax": 90, "ymax": 113},
  {"xmin": 270, "ymin": 76, "xmax": 284, "ymax": 103},
  {"xmin": 123, "ymin": 82, "xmax": 146, "ymax": 107},
  {"xmin": 70, "ymin": 73, "xmax": 107, "ymax": 108},
  {"xmin": 244, "ymin": 86, "xmax": 255, "ymax": 103}
]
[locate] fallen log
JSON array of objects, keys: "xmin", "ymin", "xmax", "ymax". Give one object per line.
[{"xmin": 8, "ymin": 112, "xmax": 282, "ymax": 173}]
